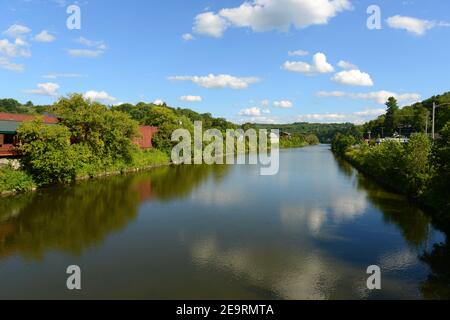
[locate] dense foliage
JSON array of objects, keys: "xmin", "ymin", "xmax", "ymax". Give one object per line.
[
  {"xmin": 332, "ymin": 126, "xmax": 449, "ymax": 214},
  {"xmin": 255, "ymin": 122, "xmax": 361, "ymax": 142},
  {"xmin": 13, "ymin": 95, "xmax": 169, "ymax": 186},
  {"xmin": 363, "ymin": 92, "xmax": 450, "ymax": 139},
  {"xmin": 0, "ymin": 165, "xmax": 35, "ymax": 193}
]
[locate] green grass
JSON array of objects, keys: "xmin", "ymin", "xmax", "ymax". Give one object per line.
[
  {"xmin": 75, "ymin": 149, "xmax": 171, "ymax": 179},
  {"xmin": 0, "ymin": 166, "xmax": 36, "ymax": 194}
]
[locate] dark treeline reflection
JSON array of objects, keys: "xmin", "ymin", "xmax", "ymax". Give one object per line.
[
  {"xmin": 335, "ymin": 156, "xmax": 450, "ymax": 300},
  {"xmin": 0, "ymin": 165, "xmax": 230, "ymax": 260}
]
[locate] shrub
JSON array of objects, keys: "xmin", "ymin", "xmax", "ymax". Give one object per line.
[
  {"xmin": 17, "ymin": 119, "xmax": 78, "ymax": 185},
  {"xmin": 0, "ymin": 166, "xmax": 35, "ymax": 193}
]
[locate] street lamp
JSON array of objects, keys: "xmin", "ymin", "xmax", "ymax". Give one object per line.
[{"xmin": 432, "ymin": 102, "xmax": 450, "ymax": 139}]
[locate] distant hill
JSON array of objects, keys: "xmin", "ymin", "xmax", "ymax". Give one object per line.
[{"xmin": 254, "ymin": 122, "xmax": 361, "ymax": 143}]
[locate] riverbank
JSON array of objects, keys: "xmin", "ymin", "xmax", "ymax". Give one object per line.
[
  {"xmin": 331, "ymin": 143, "xmax": 450, "ymax": 229},
  {"xmin": 0, "ymin": 149, "xmax": 171, "ymax": 197}
]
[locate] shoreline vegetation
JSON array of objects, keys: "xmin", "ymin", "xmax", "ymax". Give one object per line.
[
  {"xmin": 331, "ymin": 92, "xmax": 450, "ymax": 226},
  {"xmin": 0, "ymin": 94, "xmax": 320, "ymax": 196}
]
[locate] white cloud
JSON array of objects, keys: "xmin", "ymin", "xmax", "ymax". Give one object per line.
[
  {"xmin": 273, "ymin": 100, "xmax": 293, "ymax": 108},
  {"xmin": 386, "ymin": 15, "xmax": 449, "ymax": 36},
  {"xmin": 42, "ymin": 73, "xmax": 82, "ymax": 79},
  {"xmin": 337, "ymin": 60, "xmax": 357, "ymax": 70},
  {"xmin": 240, "ymin": 115, "xmax": 277, "ymax": 124},
  {"xmin": 182, "ymin": 33, "xmax": 195, "ymax": 41},
  {"xmin": 239, "ymin": 107, "xmax": 262, "ymax": 117},
  {"xmin": 0, "ymin": 56, "xmax": 24, "ymax": 72},
  {"xmin": 288, "ymin": 49, "xmax": 309, "ymax": 56},
  {"xmin": 296, "ymin": 108, "xmax": 387, "ymax": 124},
  {"xmin": 297, "ymin": 113, "xmax": 347, "ymax": 122},
  {"xmin": 34, "ymin": 30, "xmax": 56, "ymax": 43},
  {"xmin": 282, "ymin": 52, "xmax": 334, "ymax": 75},
  {"xmin": 317, "ymin": 90, "xmax": 421, "ymax": 105},
  {"xmin": 68, "ymin": 49, "xmax": 104, "ymax": 57},
  {"xmin": 196, "ymin": 0, "xmax": 352, "ymax": 38},
  {"xmin": 3, "ymin": 24, "xmax": 31, "ymax": 38},
  {"xmin": 332, "ymin": 69, "xmax": 374, "ymax": 87},
  {"xmin": 0, "ymin": 38, "xmax": 31, "ymax": 58},
  {"xmin": 169, "ymin": 74, "xmax": 260, "ymax": 89},
  {"xmin": 180, "ymin": 95, "xmax": 202, "ymax": 102},
  {"xmin": 76, "ymin": 37, "xmax": 107, "ymax": 50},
  {"xmin": 83, "ymin": 90, "xmax": 117, "ymax": 102},
  {"xmin": 153, "ymin": 99, "xmax": 165, "ymax": 105},
  {"xmin": 193, "ymin": 12, "xmax": 229, "ymax": 38},
  {"xmin": 24, "ymin": 82, "xmax": 60, "ymax": 97},
  {"xmin": 68, "ymin": 37, "xmax": 107, "ymax": 57},
  {"xmin": 353, "ymin": 109, "xmax": 386, "ymax": 117}
]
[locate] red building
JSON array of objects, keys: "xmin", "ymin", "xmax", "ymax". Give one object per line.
[{"xmin": 0, "ymin": 112, "xmax": 158, "ymax": 157}]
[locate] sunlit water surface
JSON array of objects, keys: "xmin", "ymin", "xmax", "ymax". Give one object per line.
[{"xmin": 0, "ymin": 145, "xmax": 448, "ymax": 299}]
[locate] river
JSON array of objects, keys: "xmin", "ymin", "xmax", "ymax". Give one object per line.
[{"xmin": 0, "ymin": 145, "xmax": 448, "ymax": 299}]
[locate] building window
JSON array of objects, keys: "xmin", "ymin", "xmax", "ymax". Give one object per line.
[{"xmin": 3, "ymin": 134, "xmax": 15, "ymax": 145}]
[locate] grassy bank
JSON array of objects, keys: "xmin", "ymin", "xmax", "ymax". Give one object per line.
[
  {"xmin": 1, "ymin": 149, "xmax": 170, "ymax": 196},
  {"xmin": 331, "ymin": 132, "xmax": 450, "ymax": 221}
]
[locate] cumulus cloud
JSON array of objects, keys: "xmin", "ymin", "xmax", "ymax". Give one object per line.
[
  {"xmin": 273, "ymin": 100, "xmax": 293, "ymax": 108},
  {"xmin": 3, "ymin": 24, "xmax": 31, "ymax": 38},
  {"xmin": 34, "ymin": 30, "xmax": 56, "ymax": 43},
  {"xmin": 194, "ymin": 0, "xmax": 352, "ymax": 37},
  {"xmin": 387, "ymin": 15, "xmax": 449, "ymax": 36},
  {"xmin": 83, "ymin": 90, "xmax": 117, "ymax": 102},
  {"xmin": 169, "ymin": 74, "xmax": 260, "ymax": 89},
  {"xmin": 0, "ymin": 56, "xmax": 24, "ymax": 72},
  {"xmin": 317, "ymin": 90, "xmax": 421, "ymax": 105},
  {"xmin": 24, "ymin": 82, "xmax": 60, "ymax": 97},
  {"xmin": 239, "ymin": 107, "xmax": 262, "ymax": 117},
  {"xmin": 332, "ymin": 69, "xmax": 374, "ymax": 86},
  {"xmin": 180, "ymin": 95, "xmax": 202, "ymax": 102},
  {"xmin": 337, "ymin": 60, "xmax": 357, "ymax": 70},
  {"xmin": 0, "ymin": 38, "xmax": 31, "ymax": 58},
  {"xmin": 282, "ymin": 52, "xmax": 334, "ymax": 75},
  {"xmin": 182, "ymin": 33, "xmax": 195, "ymax": 41},
  {"xmin": 193, "ymin": 12, "xmax": 228, "ymax": 38},
  {"xmin": 153, "ymin": 99, "xmax": 165, "ymax": 105}
]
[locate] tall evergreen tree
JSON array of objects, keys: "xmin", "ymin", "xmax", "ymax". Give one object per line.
[{"xmin": 385, "ymin": 97, "xmax": 400, "ymax": 136}]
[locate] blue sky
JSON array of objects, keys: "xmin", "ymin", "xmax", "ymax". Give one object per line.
[{"xmin": 0, "ymin": 0, "xmax": 449, "ymax": 124}]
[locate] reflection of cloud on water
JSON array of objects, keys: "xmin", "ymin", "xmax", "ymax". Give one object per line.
[
  {"xmin": 189, "ymin": 236, "xmax": 419, "ymax": 299},
  {"xmin": 280, "ymin": 207, "xmax": 328, "ymax": 234},
  {"xmin": 189, "ymin": 187, "xmax": 244, "ymax": 206},
  {"xmin": 331, "ymin": 194, "xmax": 367, "ymax": 222},
  {"xmin": 280, "ymin": 193, "xmax": 367, "ymax": 237}
]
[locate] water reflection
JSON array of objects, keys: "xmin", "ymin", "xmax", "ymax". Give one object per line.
[
  {"xmin": 0, "ymin": 146, "xmax": 449, "ymax": 299},
  {"xmin": 0, "ymin": 165, "xmax": 230, "ymax": 260},
  {"xmin": 335, "ymin": 154, "xmax": 450, "ymax": 299}
]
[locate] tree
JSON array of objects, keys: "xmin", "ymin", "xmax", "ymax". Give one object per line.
[
  {"xmin": 385, "ymin": 97, "xmax": 400, "ymax": 136},
  {"xmin": 51, "ymin": 94, "xmax": 140, "ymax": 164},
  {"xmin": 142, "ymin": 106, "xmax": 193, "ymax": 153},
  {"xmin": 17, "ymin": 119, "xmax": 78, "ymax": 185}
]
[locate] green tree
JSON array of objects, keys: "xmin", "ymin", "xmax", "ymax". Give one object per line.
[
  {"xmin": 51, "ymin": 94, "xmax": 140, "ymax": 164},
  {"xmin": 17, "ymin": 119, "xmax": 77, "ymax": 185},
  {"xmin": 385, "ymin": 97, "xmax": 400, "ymax": 136}
]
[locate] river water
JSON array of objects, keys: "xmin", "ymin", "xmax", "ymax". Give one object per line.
[{"xmin": 0, "ymin": 145, "xmax": 448, "ymax": 299}]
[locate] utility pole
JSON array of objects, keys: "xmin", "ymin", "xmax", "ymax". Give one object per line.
[
  {"xmin": 432, "ymin": 102, "xmax": 450, "ymax": 140},
  {"xmin": 432, "ymin": 102, "xmax": 436, "ymax": 140},
  {"xmin": 425, "ymin": 111, "xmax": 429, "ymax": 135}
]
